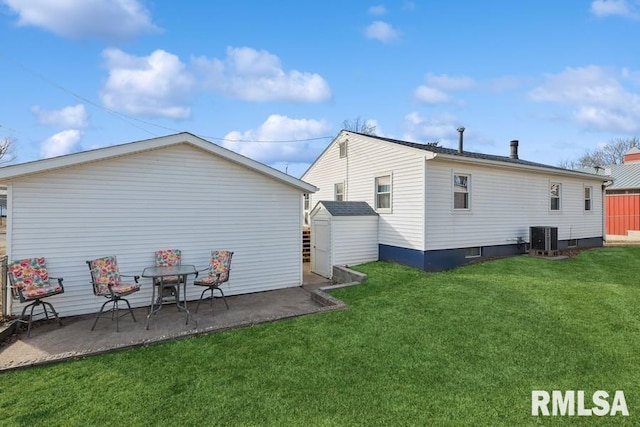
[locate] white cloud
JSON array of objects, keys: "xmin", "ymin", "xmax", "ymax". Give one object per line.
[
  {"xmin": 414, "ymin": 87, "xmax": 452, "ymax": 104},
  {"xmin": 368, "ymin": 5, "xmax": 387, "ymax": 15},
  {"xmin": 590, "ymin": 0, "xmax": 637, "ymax": 18},
  {"xmin": 425, "ymin": 74, "xmax": 476, "ymax": 91},
  {"xmin": 3, "ymin": 0, "xmax": 159, "ymax": 40},
  {"xmin": 193, "ymin": 47, "xmax": 332, "ymax": 102},
  {"xmin": 414, "ymin": 74, "xmax": 476, "ymax": 104},
  {"xmin": 100, "ymin": 48, "xmax": 194, "ymax": 119},
  {"xmin": 40, "ymin": 130, "xmax": 82, "ymax": 158},
  {"xmin": 31, "ymin": 104, "xmax": 89, "ymax": 128},
  {"xmin": 529, "ymin": 65, "xmax": 640, "ymax": 133},
  {"xmin": 402, "ymin": 112, "xmax": 460, "ymax": 145},
  {"xmin": 364, "ymin": 21, "xmax": 400, "ymax": 44},
  {"xmin": 221, "ymin": 115, "xmax": 331, "ymax": 165}
]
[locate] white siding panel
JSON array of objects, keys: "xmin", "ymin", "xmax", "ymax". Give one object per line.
[
  {"xmin": 425, "ymin": 160, "xmax": 604, "ymax": 250},
  {"xmin": 7, "ymin": 144, "xmax": 304, "ymax": 317},
  {"xmin": 303, "ymin": 134, "xmax": 426, "ymax": 250},
  {"xmin": 332, "ymin": 217, "xmax": 378, "ymax": 266}
]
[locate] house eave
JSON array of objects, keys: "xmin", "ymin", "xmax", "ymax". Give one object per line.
[
  {"xmin": 0, "ymin": 132, "xmax": 317, "ymax": 193},
  {"xmin": 429, "ymin": 153, "xmax": 610, "ymax": 182}
]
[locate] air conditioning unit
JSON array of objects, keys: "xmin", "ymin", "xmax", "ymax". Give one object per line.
[{"xmin": 529, "ymin": 226, "xmax": 558, "ymax": 256}]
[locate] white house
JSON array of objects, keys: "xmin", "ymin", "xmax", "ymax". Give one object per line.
[
  {"xmin": 0, "ymin": 132, "xmax": 317, "ymax": 317},
  {"xmin": 310, "ymin": 201, "xmax": 378, "ymax": 278},
  {"xmin": 302, "ymin": 131, "xmax": 610, "ymax": 271}
]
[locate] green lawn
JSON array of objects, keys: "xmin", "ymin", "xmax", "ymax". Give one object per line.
[{"xmin": 2, "ymin": 246, "xmax": 640, "ymax": 426}]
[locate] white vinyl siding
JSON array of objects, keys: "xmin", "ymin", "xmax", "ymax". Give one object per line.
[
  {"xmin": 303, "ymin": 133, "xmax": 426, "ymax": 251},
  {"xmin": 425, "ymin": 161, "xmax": 604, "ymax": 251},
  {"xmin": 6, "ymin": 144, "xmax": 305, "ymax": 317}
]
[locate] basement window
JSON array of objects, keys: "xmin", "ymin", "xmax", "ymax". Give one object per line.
[{"xmin": 465, "ymin": 247, "xmax": 482, "ymax": 258}]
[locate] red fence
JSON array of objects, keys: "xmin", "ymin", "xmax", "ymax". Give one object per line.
[{"xmin": 607, "ymin": 194, "xmax": 640, "ymax": 235}]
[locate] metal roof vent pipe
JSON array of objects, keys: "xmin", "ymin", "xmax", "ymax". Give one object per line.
[
  {"xmin": 457, "ymin": 127, "xmax": 465, "ymax": 153},
  {"xmin": 510, "ymin": 140, "xmax": 519, "ymax": 159}
]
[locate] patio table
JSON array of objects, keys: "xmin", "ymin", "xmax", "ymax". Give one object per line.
[{"xmin": 142, "ymin": 265, "xmax": 197, "ymax": 329}]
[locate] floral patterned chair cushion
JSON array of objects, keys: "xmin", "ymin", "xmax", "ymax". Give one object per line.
[
  {"xmin": 155, "ymin": 249, "xmax": 182, "ymax": 283},
  {"xmin": 88, "ymin": 256, "xmax": 140, "ymax": 297},
  {"xmin": 196, "ymin": 250, "xmax": 233, "ymax": 285},
  {"xmin": 8, "ymin": 257, "xmax": 64, "ymax": 301}
]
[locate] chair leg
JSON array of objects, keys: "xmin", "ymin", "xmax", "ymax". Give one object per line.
[
  {"xmin": 20, "ymin": 302, "xmax": 36, "ymax": 338},
  {"xmin": 195, "ymin": 288, "xmax": 210, "ymax": 314},
  {"xmin": 216, "ymin": 287, "xmax": 229, "ymax": 310},
  {"xmin": 42, "ymin": 301, "xmax": 63, "ymax": 327},
  {"xmin": 121, "ymin": 297, "xmax": 137, "ymax": 323},
  {"xmin": 91, "ymin": 299, "xmax": 112, "ymax": 331}
]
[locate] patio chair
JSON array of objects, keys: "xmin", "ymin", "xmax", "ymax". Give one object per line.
[
  {"xmin": 193, "ymin": 250, "xmax": 233, "ymax": 314},
  {"xmin": 7, "ymin": 257, "xmax": 64, "ymax": 337},
  {"xmin": 86, "ymin": 255, "xmax": 141, "ymax": 332},
  {"xmin": 154, "ymin": 249, "xmax": 182, "ymax": 303}
]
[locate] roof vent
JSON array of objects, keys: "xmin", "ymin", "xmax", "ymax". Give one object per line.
[
  {"xmin": 510, "ymin": 140, "xmax": 519, "ymax": 159},
  {"xmin": 457, "ymin": 127, "xmax": 465, "ymax": 153}
]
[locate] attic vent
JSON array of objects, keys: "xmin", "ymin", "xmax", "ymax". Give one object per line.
[{"xmin": 339, "ymin": 141, "xmax": 347, "ymax": 158}]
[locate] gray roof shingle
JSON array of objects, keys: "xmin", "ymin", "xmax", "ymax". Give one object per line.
[{"xmin": 319, "ymin": 201, "xmax": 378, "ymax": 216}]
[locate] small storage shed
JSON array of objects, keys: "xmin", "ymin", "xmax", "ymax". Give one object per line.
[
  {"xmin": 310, "ymin": 201, "xmax": 378, "ymax": 278},
  {"xmin": 0, "ymin": 132, "xmax": 317, "ymax": 317}
]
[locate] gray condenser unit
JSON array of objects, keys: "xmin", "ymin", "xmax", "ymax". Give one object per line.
[{"xmin": 529, "ymin": 226, "xmax": 558, "ymax": 256}]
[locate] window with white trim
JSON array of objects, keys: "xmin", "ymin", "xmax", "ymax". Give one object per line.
[
  {"xmin": 334, "ymin": 182, "xmax": 344, "ymax": 201},
  {"xmin": 550, "ymin": 183, "xmax": 561, "ymax": 211},
  {"xmin": 375, "ymin": 175, "xmax": 391, "ymax": 211},
  {"xmin": 584, "ymin": 186, "xmax": 592, "ymax": 211},
  {"xmin": 454, "ymin": 174, "xmax": 470, "ymax": 210}
]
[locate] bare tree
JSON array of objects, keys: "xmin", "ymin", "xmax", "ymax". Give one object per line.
[
  {"xmin": 0, "ymin": 137, "xmax": 14, "ymax": 165},
  {"xmin": 343, "ymin": 117, "xmax": 377, "ymax": 135},
  {"xmin": 559, "ymin": 136, "xmax": 639, "ymax": 169}
]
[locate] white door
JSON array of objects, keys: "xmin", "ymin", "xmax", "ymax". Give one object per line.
[{"xmin": 312, "ymin": 219, "xmax": 331, "ymax": 278}]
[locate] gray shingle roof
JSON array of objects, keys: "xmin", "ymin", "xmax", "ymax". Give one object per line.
[
  {"xmin": 319, "ymin": 201, "xmax": 378, "ymax": 216},
  {"xmin": 349, "ymin": 132, "xmax": 600, "ymax": 175}
]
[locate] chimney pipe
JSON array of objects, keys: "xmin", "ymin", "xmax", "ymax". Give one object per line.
[
  {"xmin": 510, "ymin": 140, "xmax": 519, "ymax": 159},
  {"xmin": 457, "ymin": 127, "xmax": 465, "ymax": 154}
]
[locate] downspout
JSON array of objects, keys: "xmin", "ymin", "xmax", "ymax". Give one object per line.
[{"xmin": 602, "ymin": 180, "xmax": 613, "ymax": 243}]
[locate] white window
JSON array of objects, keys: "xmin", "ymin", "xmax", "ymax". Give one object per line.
[
  {"xmin": 584, "ymin": 186, "xmax": 592, "ymax": 211},
  {"xmin": 303, "ymin": 194, "xmax": 310, "ymax": 210},
  {"xmin": 454, "ymin": 174, "xmax": 470, "ymax": 210},
  {"xmin": 339, "ymin": 141, "xmax": 347, "ymax": 158},
  {"xmin": 550, "ymin": 183, "xmax": 561, "ymax": 211},
  {"xmin": 334, "ymin": 182, "xmax": 344, "ymax": 201},
  {"xmin": 465, "ymin": 247, "xmax": 482, "ymax": 258},
  {"xmin": 375, "ymin": 175, "xmax": 391, "ymax": 211}
]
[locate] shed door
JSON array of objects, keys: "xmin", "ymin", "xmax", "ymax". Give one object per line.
[{"xmin": 312, "ymin": 219, "xmax": 331, "ymax": 278}]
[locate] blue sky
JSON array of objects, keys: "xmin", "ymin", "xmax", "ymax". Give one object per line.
[{"xmin": 1, "ymin": 0, "xmax": 640, "ymax": 178}]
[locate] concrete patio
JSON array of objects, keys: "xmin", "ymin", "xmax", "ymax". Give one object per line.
[{"xmin": 0, "ymin": 266, "xmax": 347, "ymax": 372}]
